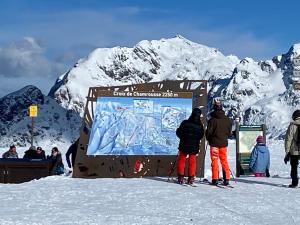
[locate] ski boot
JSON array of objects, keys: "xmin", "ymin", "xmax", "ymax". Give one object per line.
[
  {"xmin": 187, "ymin": 176, "xmax": 195, "ymax": 185},
  {"xmin": 177, "ymin": 175, "xmax": 184, "ymax": 184},
  {"xmin": 288, "ymin": 184, "xmax": 298, "ymax": 188},
  {"xmin": 211, "ymin": 179, "xmax": 218, "ymax": 185},
  {"xmin": 223, "ymin": 179, "xmax": 230, "ymax": 186}
]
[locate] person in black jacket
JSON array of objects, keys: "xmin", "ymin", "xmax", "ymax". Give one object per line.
[
  {"xmin": 48, "ymin": 147, "xmax": 64, "ymax": 175},
  {"xmin": 176, "ymin": 108, "xmax": 204, "ymax": 184},
  {"xmin": 206, "ymin": 99, "xmax": 232, "ymax": 186},
  {"xmin": 23, "ymin": 146, "xmax": 39, "ymax": 159},
  {"xmin": 66, "ymin": 138, "xmax": 79, "ymax": 169},
  {"xmin": 36, "ymin": 147, "xmax": 46, "ymax": 159}
]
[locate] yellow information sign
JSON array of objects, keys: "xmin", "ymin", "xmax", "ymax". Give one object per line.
[{"xmin": 29, "ymin": 105, "xmax": 38, "ymax": 117}]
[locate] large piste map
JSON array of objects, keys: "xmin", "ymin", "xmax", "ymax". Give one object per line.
[{"xmin": 87, "ymin": 96, "xmax": 192, "ymax": 155}]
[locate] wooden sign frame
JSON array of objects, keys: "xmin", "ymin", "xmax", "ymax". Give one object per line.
[
  {"xmin": 73, "ymin": 80, "xmax": 207, "ymax": 178},
  {"xmin": 236, "ymin": 124, "xmax": 266, "ymax": 177}
]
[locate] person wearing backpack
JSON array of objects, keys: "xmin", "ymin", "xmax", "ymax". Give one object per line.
[
  {"xmin": 284, "ymin": 110, "xmax": 300, "ymax": 188},
  {"xmin": 176, "ymin": 108, "xmax": 204, "ymax": 185}
]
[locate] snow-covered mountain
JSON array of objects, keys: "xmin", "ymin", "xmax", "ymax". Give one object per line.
[
  {"xmin": 49, "ymin": 36, "xmax": 300, "ymax": 138},
  {"xmin": 1, "ymin": 36, "xmax": 300, "ymax": 144},
  {"xmin": 49, "ymin": 35, "xmax": 240, "ymax": 115},
  {"xmin": 0, "ymin": 85, "xmax": 81, "ymax": 148}
]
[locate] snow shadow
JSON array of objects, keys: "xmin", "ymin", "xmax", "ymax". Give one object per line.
[{"xmin": 235, "ymin": 178, "xmax": 288, "ymax": 188}]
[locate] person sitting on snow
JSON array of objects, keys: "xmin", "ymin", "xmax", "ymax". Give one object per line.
[
  {"xmin": 176, "ymin": 108, "xmax": 204, "ymax": 185},
  {"xmin": 249, "ymin": 135, "xmax": 270, "ymax": 177},
  {"xmin": 48, "ymin": 147, "xmax": 64, "ymax": 175},
  {"xmin": 2, "ymin": 145, "xmax": 18, "ymax": 159}
]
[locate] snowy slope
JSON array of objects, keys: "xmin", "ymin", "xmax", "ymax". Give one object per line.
[
  {"xmin": 0, "ymin": 85, "xmax": 81, "ymax": 150},
  {"xmin": 0, "ymin": 140, "xmax": 298, "ymax": 225},
  {"xmin": 48, "ymin": 36, "xmax": 300, "ymax": 138}
]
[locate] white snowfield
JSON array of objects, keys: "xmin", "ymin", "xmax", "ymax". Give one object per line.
[{"xmin": 0, "ymin": 140, "xmax": 299, "ymax": 225}]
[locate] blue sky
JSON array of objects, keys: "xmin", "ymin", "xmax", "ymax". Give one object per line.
[{"xmin": 0, "ymin": 0, "xmax": 299, "ymax": 96}]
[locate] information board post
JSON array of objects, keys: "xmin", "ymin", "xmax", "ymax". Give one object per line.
[{"xmin": 28, "ymin": 105, "xmax": 38, "ymax": 147}]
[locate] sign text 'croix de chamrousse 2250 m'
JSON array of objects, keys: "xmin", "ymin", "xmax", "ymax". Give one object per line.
[{"xmin": 87, "ymin": 91, "xmax": 193, "ymax": 156}]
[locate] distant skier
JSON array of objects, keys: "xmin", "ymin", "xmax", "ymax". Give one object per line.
[
  {"xmin": 249, "ymin": 135, "xmax": 270, "ymax": 177},
  {"xmin": 176, "ymin": 108, "xmax": 204, "ymax": 185},
  {"xmin": 2, "ymin": 145, "xmax": 18, "ymax": 159},
  {"xmin": 66, "ymin": 138, "xmax": 79, "ymax": 169},
  {"xmin": 206, "ymin": 99, "xmax": 232, "ymax": 186},
  {"xmin": 284, "ymin": 110, "xmax": 300, "ymax": 188}
]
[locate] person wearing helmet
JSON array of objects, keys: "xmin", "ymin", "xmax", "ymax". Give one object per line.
[
  {"xmin": 284, "ymin": 110, "xmax": 300, "ymax": 188},
  {"xmin": 206, "ymin": 99, "xmax": 232, "ymax": 186}
]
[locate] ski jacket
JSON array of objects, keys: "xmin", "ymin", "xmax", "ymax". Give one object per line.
[
  {"xmin": 36, "ymin": 150, "xmax": 46, "ymax": 159},
  {"xmin": 2, "ymin": 150, "xmax": 18, "ymax": 159},
  {"xmin": 285, "ymin": 117, "xmax": 300, "ymax": 156},
  {"xmin": 48, "ymin": 153, "xmax": 64, "ymax": 175},
  {"xmin": 205, "ymin": 110, "xmax": 232, "ymax": 147},
  {"xmin": 23, "ymin": 149, "xmax": 39, "ymax": 159},
  {"xmin": 249, "ymin": 143, "xmax": 270, "ymax": 173},
  {"xmin": 176, "ymin": 119, "xmax": 204, "ymax": 155}
]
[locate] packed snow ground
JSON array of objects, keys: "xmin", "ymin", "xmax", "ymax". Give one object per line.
[{"xmin": 0, "ymin": 140, "xmax": 299, "ymax": 225}]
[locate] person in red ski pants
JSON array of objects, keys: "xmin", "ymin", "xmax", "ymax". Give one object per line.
[{"xmin": 176, "ymin": 108, "xmax": 204, "ymax": 184}]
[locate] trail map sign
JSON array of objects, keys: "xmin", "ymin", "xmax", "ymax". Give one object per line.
[
  {"xmin": 73, "ymin": 80, "xmax": 207, "ymax": 178},
  {"xmin": 87, "ymin": 91, "xmax": 193, "ymax": 156},
  {"xmin": 236, "ymin": 125, "xmax": 266, "ymax": 177}
]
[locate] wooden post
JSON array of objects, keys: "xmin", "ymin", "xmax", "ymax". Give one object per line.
[
  {"xmin": 29, "ymin": 105, "xmax": 38, "ymax": 147},
  {"xmin": 31, "ymin": 117, "xmax": 34, "ymax": 147},
  {"xmin": 235, "ymin": 117, "xmax": 240, "ymax": 177}
]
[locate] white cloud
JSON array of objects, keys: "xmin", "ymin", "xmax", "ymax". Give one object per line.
[
  {"xmin": 0, "ymin": 7, "xmax": 286, "ymax": 97},
  {"xmin": 0, "ymin": 37, "xmax": 66, "ymax": 97}
]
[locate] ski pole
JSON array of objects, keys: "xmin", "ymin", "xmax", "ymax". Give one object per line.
[
  {"xmin": 167, "ymin": 154, "xmax": 178, "ymax": 182},
  {"xmin": 229, "ymin": 168, "xmax": 237, "ymax": 183}
]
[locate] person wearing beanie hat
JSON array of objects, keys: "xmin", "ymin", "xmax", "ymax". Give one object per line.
[
  {"xmin": 284, "ymin": 110, "xmax": 300, "ymax": 188},
  {"xmin": 256, "ymin": 135, "xmax": 264, "ymax": 144},
  {"xmin": 206, "ymin": 99, "xmax": 232, "ymax": 186},
  {"xmin": 23, "ymin": 146, "xmax": 39, "ymax": 159},
  {"xmin": 249, "ymin": 135, "xmax": 270, "ymax": 177},
  {"xmin": 176, "ymin": 108, "xmax": 204, "ymax": 185}
]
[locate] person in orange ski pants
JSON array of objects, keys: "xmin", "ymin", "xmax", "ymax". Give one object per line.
[
  {"xmin": 210, "ymin": 147, "xmax": 230, "ymax": 183},
  {"xmin": 206, "ymin": 99, "xmax": 232, "ymax": 185}
]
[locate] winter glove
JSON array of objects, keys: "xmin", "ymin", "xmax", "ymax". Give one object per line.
[
  {"xmin": 265, "ymin": 169, "xmax": 270, "ymax": 177},
  {"xmin": 284, "ymin": 153, "xmax": 290, "ymax": 164}
]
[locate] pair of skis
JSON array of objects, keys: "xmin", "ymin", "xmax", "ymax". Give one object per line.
[
  {"xmin": 169, "ymin": 177, "xmax": 234, "ymax": 188},
  {"xmin": 199, "ymin": 178, "xmax": 234, "ymax": 188}
]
